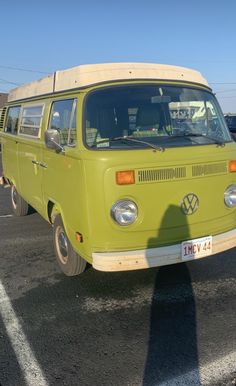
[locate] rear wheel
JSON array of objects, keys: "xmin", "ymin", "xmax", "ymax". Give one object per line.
[
  {"xmin": 53, "ymin": 214, "xmax": 87, "ymax": 276},
  {"xmin": 11, "ymin": 185, "xmax": 29, "ymax": 216}
]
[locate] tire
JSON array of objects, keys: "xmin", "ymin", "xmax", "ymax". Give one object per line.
[
  {"xmin": 11, "ymin": 185, "xmax": 29, "ymax": 216},
  {"xmin": 53, "ymin": 214, "xmax": 87, "ymax": 276}
]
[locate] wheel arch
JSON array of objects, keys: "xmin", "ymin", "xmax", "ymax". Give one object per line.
[{"xmin": 47, "ymin": 199, "xmax": 63, "ymax": 224}]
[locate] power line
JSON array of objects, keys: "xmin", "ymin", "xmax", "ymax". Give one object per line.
[
  {"xmin": 0, "ymin": 64, "xmax": 50, "ymax": 74},
  {"xmin": 0, "ymin": 78, "xmax": 21, "ymax": 86},
  {"xmin": 0, "ymin": 64, "xmax": 51, "ymax": 90}
]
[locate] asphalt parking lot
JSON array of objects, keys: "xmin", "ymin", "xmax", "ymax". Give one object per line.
[{"xmin": 0, "ymin": 158, "xmax": 235, "ymax": 386}]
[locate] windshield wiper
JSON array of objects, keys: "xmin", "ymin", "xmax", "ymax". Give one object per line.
[{"xmin": 95, "ymin": 136, "xmax": 165, "ymax": 152}]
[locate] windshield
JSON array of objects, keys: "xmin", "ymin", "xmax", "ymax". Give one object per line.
[{"xmin": 84, "ymin": 85, "xmax": 232, "ymax": 150}]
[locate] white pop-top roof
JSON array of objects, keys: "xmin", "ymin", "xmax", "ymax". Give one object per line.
[{"xmin": 8, "ymin": 62, "xmax": 209, "ymax": 102}]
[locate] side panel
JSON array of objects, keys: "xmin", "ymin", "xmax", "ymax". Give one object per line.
[
  {"xmin": 1, "ymin": 134, "xmax": 19, "ymax": 186},
  {"xmin": 14, "ymin": 102, "xmax": 48, "ymax": 213},
  {"xmin": 17, "ymin": 137, "xmax": 43, "ymax": 212},
  {"xmin": 41, "ymin": 96, "xmax": 91, "ymax": 262}
]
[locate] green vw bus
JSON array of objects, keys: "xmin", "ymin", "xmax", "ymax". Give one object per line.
[{"xmin": 1, "ymin": 63, "xmax": 236, "ymax": 276}]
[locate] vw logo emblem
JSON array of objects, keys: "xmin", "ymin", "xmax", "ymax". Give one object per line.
[{"xmin": 181, "ymin": 193, "xmax": 199, "ymax": 215}]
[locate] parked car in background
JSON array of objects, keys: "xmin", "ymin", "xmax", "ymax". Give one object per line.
[{"xmin": 224, "ymin": 114, "xmax": 236, "ymax": 140}]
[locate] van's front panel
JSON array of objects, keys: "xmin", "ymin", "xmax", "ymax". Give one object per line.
[
  {"xmin": 81, "ymin": 82, "xmax": 236, "ymax": 270},
  {"xmin": 83, "ymin": 145, "xmax": 236, "ymax": 252}
]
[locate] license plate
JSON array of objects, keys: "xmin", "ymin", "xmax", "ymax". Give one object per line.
[{"xmin": 181, "ymin": 236, "xmax": 212, "ymax": 261}]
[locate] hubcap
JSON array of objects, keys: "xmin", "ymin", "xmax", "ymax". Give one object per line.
[
  {"xmin": 11, "ymin": 186, "xmax": 17, "ymax": 209},
  {"xmin": 56, "ymin": 226, "xmax": 69, "ymax": 264}
]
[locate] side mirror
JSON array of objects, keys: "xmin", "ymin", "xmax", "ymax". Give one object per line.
[{"xmin": 45, "ymin": 129, "xmax": 64, "ymax": 152}]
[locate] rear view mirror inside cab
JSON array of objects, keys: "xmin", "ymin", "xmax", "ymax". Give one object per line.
[{"xmin": 151, "ymin": 96, "xmax": 171, "ymax": 103}]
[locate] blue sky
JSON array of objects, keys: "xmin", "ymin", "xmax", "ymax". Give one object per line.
[{"xmin": 0, "ymin": 0, "xmax": 236, "ymax": 112}]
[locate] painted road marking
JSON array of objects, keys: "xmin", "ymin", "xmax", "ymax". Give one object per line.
[
  {"xmin": 0, "ymin": 280, "xmax": 48, "ymax": 386},
  {"xmin": 0, "ymin": 214, "xmax": 13, "ymax": 218}
]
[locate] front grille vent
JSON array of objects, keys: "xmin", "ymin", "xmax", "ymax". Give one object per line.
[
  {"xmin": 192, "ymin": 162, "xmax": 227, "ymax": 177},
  {"xmin": 0, "ymin": 107, "xmax": 7, "ymax": 131},
  {"xmin": 138, "ymin": 167, "xmax": 186, "ymax": 183}
]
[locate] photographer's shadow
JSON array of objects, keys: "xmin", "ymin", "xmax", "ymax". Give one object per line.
[{"xmin": 143, "ymin": 204, "xmax": 200, "ymax": 385}]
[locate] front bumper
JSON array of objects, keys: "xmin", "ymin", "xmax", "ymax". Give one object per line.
[{"xmin": 92, "ymin": 228, "xmax": 236, "ymax": 272}]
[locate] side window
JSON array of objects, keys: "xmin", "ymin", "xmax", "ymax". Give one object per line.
[
  {"xmin": 48, "ymin": 99, "xmax": 77, "ymax": 146},
  {"xmin": 19, "ymin": 105, "xmax": 44, "ymax": 137},
  {"xmin": 5, "ymin": 106, "xmax": 21, "ymax": 134}
]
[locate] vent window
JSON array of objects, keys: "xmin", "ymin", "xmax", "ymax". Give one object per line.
[
  {"xmin": 19, "ymin": 104, "xmax": 44, "ymax": 137},
  {"xmin": 48, "ymin": 98, "xmax": 77, "ymax": 146},
  {"xmin": 0, "ymin": 107, "xmax": 7, "ymax": 131}
]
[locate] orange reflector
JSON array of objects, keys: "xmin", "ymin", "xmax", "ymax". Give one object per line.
[
  {"xmin": 229, "ymin": 160, "xmax": 236, "ymax": 172},
  {"xmin": 75, "ymin": 232, "xmax": 83, "ymax": 243},
  {"xmin": 116, "ymin": 170, "xmax": 135, "ymax": 185}
]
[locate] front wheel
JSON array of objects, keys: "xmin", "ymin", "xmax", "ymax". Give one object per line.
[
  {"xmin": 53, "ymin": 214, "xmax": 87, "ymax": 276},
  {"xmin": 11, "ymin": 185, "xmax": 29, "ymax": 216}
]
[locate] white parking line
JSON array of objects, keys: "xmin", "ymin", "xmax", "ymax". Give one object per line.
[
  {"xmin": 0, "ymin": 214, "xmax": 13, "ymax": 218},
  {"xmin": 0, "ymin": 280, "xmax": 48, "ymax": 386}
]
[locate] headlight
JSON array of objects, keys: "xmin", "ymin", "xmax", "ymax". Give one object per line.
[
  {"xmin": 111, "ymin": 200, "xmax": 138, "ymax": 225},
  {"xmin": 224, "ymin": 185, "xmax": 236, "ymax": 207}
]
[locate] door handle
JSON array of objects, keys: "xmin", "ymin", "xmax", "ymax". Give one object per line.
[
  {"xmin": 32, "ymin": 160, "xmax": 47, "ymax": 168},
  {"xmin": 39, "ymin": 162, "xmax": 48, "ymax": 169}
]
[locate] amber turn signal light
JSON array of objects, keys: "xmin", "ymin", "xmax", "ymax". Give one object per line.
[
  {"xmin": 229, "ymin": 160, "xmax": 236, "ymax": 172},
  {"xmin": 75, "ymin": 232, "xmax": 83, "ymax": 243},
  {"xmin": 116, "ymin": 170, "xmax": 135, "ymax": 185}
]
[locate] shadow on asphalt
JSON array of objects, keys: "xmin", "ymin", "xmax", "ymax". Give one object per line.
[
  {"xmin": 143, "ymin": 264, "xmax": 200, "ymax": 385},
  {"xmin": 143, "ymin": 204, "xmax": 200, "ymax": 385}
]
